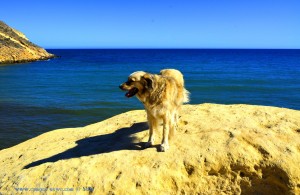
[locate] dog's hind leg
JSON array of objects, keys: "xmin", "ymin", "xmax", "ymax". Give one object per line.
[
  {"xmin": 169, "ymin": 110, "xmax": 177, "ymax": 141},
  {"xmin": 145, "ymin": 113, "xmax": 157, "ymax": 148},
  {"xmin": 160, "ymin": 114, "xmax": 171, "ymax": 152}
]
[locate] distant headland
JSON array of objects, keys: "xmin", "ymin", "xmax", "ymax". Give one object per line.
[{"xmin": 0, "ymin": 21, "xmax": 55, "ymax": 64}]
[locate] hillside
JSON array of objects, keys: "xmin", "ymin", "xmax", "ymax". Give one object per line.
[
  {"xmin": 0, "ymin": 104, "xmax": 299, "ymax": 194},
  {"xmin": 0, "ymin": 21, "xmax": 54, "ymax": 64}
]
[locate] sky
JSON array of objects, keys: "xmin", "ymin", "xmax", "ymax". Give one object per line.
[{"xmin": 1, "ymin": 0, "xmax": 300, "ymax": 49}]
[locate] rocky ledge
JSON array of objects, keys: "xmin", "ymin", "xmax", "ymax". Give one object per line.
[
  {"xmin": 0, "ymin": 104, "xmax": 299, "ymax": 194},
  {"xmin": 0, "ymin": 21, "xmax": 55, "ymax": 64}
]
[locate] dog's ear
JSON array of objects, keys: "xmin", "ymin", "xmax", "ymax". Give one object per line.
[{"xmin": 142, "ymin": 74, "xmax": 153, "ymax": 89}]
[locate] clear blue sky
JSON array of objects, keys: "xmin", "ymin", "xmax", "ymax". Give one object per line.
[{"xmin": 1, "ymin": 0, "xmax": 299, "ymax": 49}]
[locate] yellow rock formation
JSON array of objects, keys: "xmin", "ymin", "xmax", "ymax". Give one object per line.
[
  {"xmin": 0, "ymin": 21, "xmax": 54, "ymax": 64},
  {"xmin": 0, "ymin": 104, "xmax": 299, "ymax": 194}
]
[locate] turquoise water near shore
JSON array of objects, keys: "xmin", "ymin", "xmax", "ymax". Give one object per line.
[{"xmin": 1, "ymin": 49, "xmax": 300, "ymax": 150}]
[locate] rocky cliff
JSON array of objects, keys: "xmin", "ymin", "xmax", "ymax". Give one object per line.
[
  {"xmin": 0, "ymin": 21, "xmax": 54, "ymax": 64},
  {"xmin": 0, "ymin": 104, "xmax": 299, "ymax": 194}
]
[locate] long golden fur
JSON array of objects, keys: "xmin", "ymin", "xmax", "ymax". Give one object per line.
[{"xmin": 119, "ymin": 69, "xmax": 189, "ymax": 152}]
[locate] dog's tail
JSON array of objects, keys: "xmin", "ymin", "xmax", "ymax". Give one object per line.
[
  {"xmin": 183, "ymin": 88, "xmax": 190, "ymax": 103},
  {"xmin": 160, "ymin": 69, "xmax": 190, "ymax": 103}
]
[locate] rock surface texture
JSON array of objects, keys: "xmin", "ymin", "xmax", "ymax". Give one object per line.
[
  {"xmin": 0, "ymin": 104, "xmax": 299, "ymax": 194},
  {"xmin": 0, "ymin": 21, "xmax": 54, "ymax": 64}
]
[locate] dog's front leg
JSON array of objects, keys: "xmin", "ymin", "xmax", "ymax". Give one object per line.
[
  {"xmin": 145, "ymin": 113, "xmax": 156, "ymax": 148},
  {"xmin": 160, "ymin": 115, "xmax": 170, "ymax": 152}
]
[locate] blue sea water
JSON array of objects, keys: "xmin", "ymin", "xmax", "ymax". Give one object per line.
[{"xmin": 1, "ymin": 49, "xmax": 300, "ymax": 150}]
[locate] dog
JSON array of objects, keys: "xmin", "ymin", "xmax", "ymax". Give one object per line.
[{"xmin": 119, "ymin": 69, "xmax": 189, "ymax": 152}]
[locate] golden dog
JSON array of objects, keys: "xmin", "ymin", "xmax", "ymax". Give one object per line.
[{"xmin": 119, "ymin": 69, "xmax": 189, "ymax": 151}]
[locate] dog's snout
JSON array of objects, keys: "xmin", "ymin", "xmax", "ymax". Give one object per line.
[{"xmin": 119, "ymin": 84, "xmax": 124, "ymax": 89}]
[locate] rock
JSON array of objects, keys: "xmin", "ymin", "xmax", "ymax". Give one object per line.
[
  {"xmin": 0, "ymin": 104, "xmax": 299, "ymax": 194},
  {"xmin": 0, "ymin": 21, "xmax": 55, "ymax": 64}
]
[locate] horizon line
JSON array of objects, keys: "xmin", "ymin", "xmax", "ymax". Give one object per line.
[{"xmin": 45, "ymin": 48, "xmax": 300, "ymax": 50}]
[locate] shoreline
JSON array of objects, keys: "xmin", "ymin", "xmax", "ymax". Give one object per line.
[
  {"xmin": 0, "ymin": 54, "xmax": 57, "ymax": 65},
  {"xmin": 0, "ymin": 103, "xmax": 299, "ymax": 151}
]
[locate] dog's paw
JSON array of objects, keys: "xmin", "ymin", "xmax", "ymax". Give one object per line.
[
  {"xmin": 159, "ymin": 144, "xmax": 169, "ymax": 152},
  {"xmin": 145, "ymin": 141, "xmax": 153, "ymax": 148}
]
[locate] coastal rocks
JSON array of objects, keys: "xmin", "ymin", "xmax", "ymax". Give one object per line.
[
  {"xmin": 0, "ymin": 21, "xmax": 54, "ymax": 64},
  {"xmin": 0, "ymin": 104, "xmax": 300, "ymax": 194}
]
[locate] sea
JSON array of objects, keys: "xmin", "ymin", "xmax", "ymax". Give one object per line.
[{"xmin": 1, "ymin": 49, "xmax": 300, "ymax": 150}]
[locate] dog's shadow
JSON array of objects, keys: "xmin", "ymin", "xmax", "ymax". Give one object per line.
[{"xmin": 23, "ymin": 122, "xmax": 149, "ymax": 169}]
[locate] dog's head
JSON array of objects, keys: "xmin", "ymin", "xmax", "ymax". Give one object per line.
[{"xmin": 119, "ymin": 71, "xmax": 154, "ymax": 98}]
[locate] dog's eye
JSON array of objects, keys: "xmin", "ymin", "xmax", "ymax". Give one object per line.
[{"xmin": 126, "ymin": 79, "xmax": 133, "ymax": 85}]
